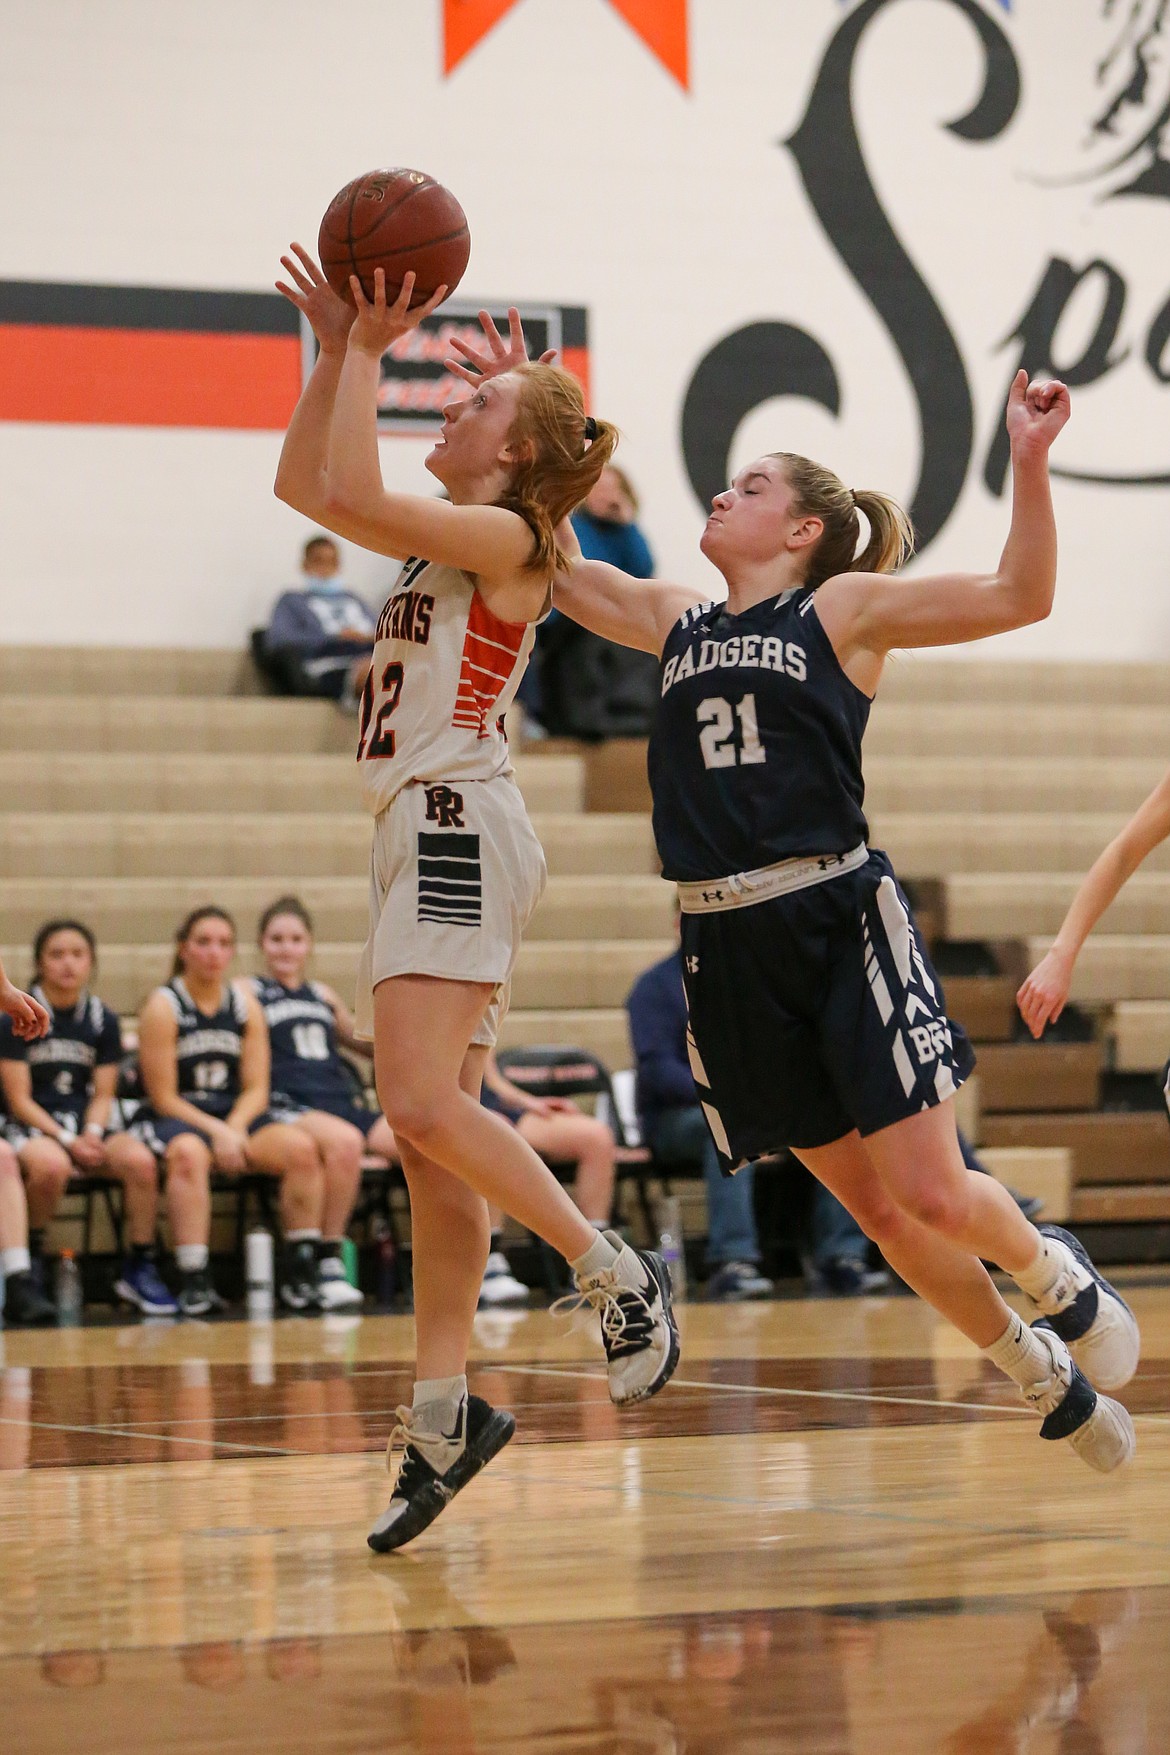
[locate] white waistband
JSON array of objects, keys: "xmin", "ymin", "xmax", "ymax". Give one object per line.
[{"xmin": 676, "ymin": 844, "xmax": 869, "ymax": 914}]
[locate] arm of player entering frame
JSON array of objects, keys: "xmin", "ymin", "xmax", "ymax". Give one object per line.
[
  {"xmin": 820, "ymin": 372, "xmax": 1070, "ymax": 658},
  {"xmin": 1018, "ymin": 768, "xmax": 1170, "ymax": 1038},
  {"xmin": 552, "ymin": 517, "xmax": 707, "ymax": 656}
]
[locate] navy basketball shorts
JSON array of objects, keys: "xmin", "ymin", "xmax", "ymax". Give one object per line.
[
  {"xmin": 131, "ymin": 1109, "xmax": 283, "ymax": 1157},
  {"xmin": 267, "ymin": 1093, "xmax": 381, "ymax": 1138},
  {"xmin": 680, "ymin": 849, "xmax": 975, "ymax": 1170}
]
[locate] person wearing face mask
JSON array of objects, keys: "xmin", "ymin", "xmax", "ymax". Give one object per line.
[{"xmin": 263, "ymin": 534, "xmax": 377, "ymax": 710}]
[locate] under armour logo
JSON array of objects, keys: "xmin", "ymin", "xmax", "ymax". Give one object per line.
[
  {"xmin": 424, "ymin": 785, "xmax": 466, "ymax": 828},
  {"xmin": 686, "ymin": 956, "xmax": 700, "ymax": 974},
  {"xmin": 701, "ymin": 887, "xmax": 726, "ymax": 904}
]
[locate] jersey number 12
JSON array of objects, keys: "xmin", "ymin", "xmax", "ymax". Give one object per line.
[
  {"xmin": 697, "ymin": 695, "xmax": 766, "ymax": 769},
  {"xmin": 357, "ymin": 662, "xmax": 405, "ymax": 761}
]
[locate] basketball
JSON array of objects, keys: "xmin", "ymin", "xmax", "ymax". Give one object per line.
[{"xmin": 317, "ymin": 168, "xmax": 471, "ymax": 308}]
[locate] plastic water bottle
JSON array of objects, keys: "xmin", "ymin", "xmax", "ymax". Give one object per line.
[
  {"xmin": 655, "ymin": 1195, "xmax": 687, "ymax": 1302},
  {"xmin": 56, "ymin": 1250, "xmax": 83, "ymax": 1327},
  {"xmin": 340, "ymin": 1236, "xmax": 360, "ymax": 1289},
  {"xmin": 245, "ymin": 1228, "xmax": 274, "ymax": 1318}
]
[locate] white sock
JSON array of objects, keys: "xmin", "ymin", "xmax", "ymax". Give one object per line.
[
  {"xmin": 2, "ymin": 1247, "xmax": 31, "ymax": 1277},
  {"xmin": 409, "ymin": 1375, "xmax": 468, "ymax": 1471},
  {"xmin": 285, "ymin": 1228, "xmax": 321, "ymax": 1244},
  {"xmin": 1013, "ymin": 1234, "xmax": 1086, "ymax": 1304},
  {"xmin": 982, "ymin": 1313, "xmax": 1061, "ymax": 1390},
  {"xmin": 175, "ymin": 1244, "xmax": 209, "ymax": 1272},
  {"xmin": 571, "ymin": 1231, "xmax": 620, "ymax": 1281}
]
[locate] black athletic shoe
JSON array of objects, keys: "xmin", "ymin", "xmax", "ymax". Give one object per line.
[
  {"xmin": 177, "ymin": 1267, "xmax": 227, "ymax": 1319},
  {"xmin": 280, "ymin": 1239, "xmax": 320, "ymax": 1312},
  {"xmin": 367, "ymin": 1394, "xmax": 516, "ymax": 1554},
  {"xmin": 4, "ymin": 1267, "xmax": 56, "ymax": 1327}
]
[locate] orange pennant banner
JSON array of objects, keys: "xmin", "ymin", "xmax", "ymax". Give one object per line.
[{"xmin": 443, "ymin": 0, "xmax": 688, "ymax": 88}]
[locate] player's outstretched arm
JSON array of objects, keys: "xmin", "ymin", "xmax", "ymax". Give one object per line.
[
  {"xmin": 1018, "ymin": 768, "xmax": 1170, "ymax": 1038},
  {"xmin": 273, "ymin": 244, "xmax": 355, "ymax": 519},
  {"xmin": 553, "ymin": 516, "xmax": 706, "ymax": 656},
  {"xmin": 0, "ymin": 955, "xmax": 49, "ymax": 1041},
  {"xmin": 820, "ymin": 371, "xmax": 1070, "ymax": 659}
]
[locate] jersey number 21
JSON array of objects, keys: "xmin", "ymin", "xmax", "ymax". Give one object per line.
[{"xmin": 697, "ymin": 695, "xmax": 766, "ymax": 769}]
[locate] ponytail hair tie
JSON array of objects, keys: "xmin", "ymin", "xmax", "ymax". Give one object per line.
[{"xmin": 583, "ymin": 416, "xmax": 598, "ymax": 443}]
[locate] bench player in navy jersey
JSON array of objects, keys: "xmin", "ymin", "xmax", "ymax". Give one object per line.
[
  {"xmin": 0, "ymin": 920, "xmax": 178, "ymax": 1317},
  {"xmin": 253, "ymin": 894, "xmax": 397, "ymax": 1310},
  {"xmin": 275, "ymin": 248, "xmax": 679, "ymax": 1552},
  {"xmin": 134, "ymin": 907, "xmax": 329, "ymax": 1316},
  {"xmin": 545, "ymin": 365, "xmax": 1140, "ymax": 1475}
]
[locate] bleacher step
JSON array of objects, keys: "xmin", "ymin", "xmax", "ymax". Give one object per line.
[
  {"xmin": 975, "ymin": 1043, "xmax": 1101, "ymax": 1114},
  {"xmin": 980, "ymin": 1112, "xmax": 1170, "ymax": 1185}
]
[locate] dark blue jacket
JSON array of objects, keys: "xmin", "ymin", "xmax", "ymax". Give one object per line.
[
  {"xmin": 570, "ymin": 510, "xmax": 655, "ymax": 579},
  {"xmin": 625, "ymin": 950, "xmax": 697, "ymax": 1131}
]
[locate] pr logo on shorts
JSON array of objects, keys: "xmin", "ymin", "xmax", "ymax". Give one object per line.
[{"xmin": 425, "ymin": 785, "xmax": 466, "ymax": 829}]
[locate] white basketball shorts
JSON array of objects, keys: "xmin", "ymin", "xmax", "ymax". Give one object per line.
[{"xmin": 355, "ymin": 775, "xmax": 547, "ymax": 1048}]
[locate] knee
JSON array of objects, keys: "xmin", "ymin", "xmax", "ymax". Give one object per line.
[
  {"xmin": 166, "ymin": 1140, "xmax": 208, "ymax": 1185},
  {"xmin": 123, "ymin": 1144, "xmax": 158, "ymax": 1186},
  {"xmin": 582, "ymin": 1118, "xmax": 615, "ymax": 1157},
  {"xmin": 381, "ymin": 1090, "xmax": 444, "ymax": 1152},
  {"xmin": 326, "ymin": 1135, "xmax": 363, "ymax": 1179},
  {"xmin": 894, "ymin": 1176, "xmax": 973, "ymax": 1238},
  {"xmin": 849, "ymin": 1191, "xmax": 906, "ymax": 1249},
  {"xmin": 27, "ymin": 1151, "xmax": 71, "ymax": 1195},
  {"xmin": 282, "ymin": 1134, "xmax": 324, "ymax": 1180}
]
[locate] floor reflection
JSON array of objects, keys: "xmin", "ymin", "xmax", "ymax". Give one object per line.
[
  {"xmin": 9, "ymin": 1348, "xmax": 1168, "ymax": 1471},
  {"xmin": 3, "ymin": 1587, "xmax": 1162, "ymax": 1753}
]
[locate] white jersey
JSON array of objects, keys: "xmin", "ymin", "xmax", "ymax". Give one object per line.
[{"xmin": 356, "ymin": 556, "xmax": 541, "ymax": 817}]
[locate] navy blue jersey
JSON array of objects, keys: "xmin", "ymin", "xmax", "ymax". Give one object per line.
[
  {"xmin": 647, "ymin": 588, "xmax": 871, "ymax": 881},
  {"xmin": 0, "ymin": 987, "xmax": 122, "ymax": 1123},
  {"xmin": 158, "ymin": 978, "xmax": 249, "ymax": 1120},
  {"xmin": 249, "ymin": 976, "xmax": 353, "ymax": 1108}
]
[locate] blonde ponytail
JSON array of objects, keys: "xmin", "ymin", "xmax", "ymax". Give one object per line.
[
  {"xmin": 499, "ymin": 363, "xmax": 619, "ymax": 576},
  {"xmin": 769, "ymin": 452, "xmax": 914, "ymax": 587},
  {"xmin": 851, "ymin": 489, "xmax": 915, "ymax": 577}
]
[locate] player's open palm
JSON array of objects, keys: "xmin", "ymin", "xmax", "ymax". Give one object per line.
[
  {"xmin": 0, "ymin": 979, "xmax": 50, "ymax": 1041},
  {"xmin": 1017, "ymin": 945, "xmax": 1075, "ymax": 1040},
  {"xmin": 446, "ymin": 306, "xmax": 557, "ymax": 387},
  {"xmin": 347, "ymin": 269, "xmax": 449, "ymax": 358},
  {"xmin": 1005, "ymin": 368, "xmax": 1071, "ymax": 453},
  {"xmin": 276, "ymin": 244, "xmax": 356, "ymax": 356}
]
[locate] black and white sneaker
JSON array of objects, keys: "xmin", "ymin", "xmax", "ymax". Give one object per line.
[
  {"xmin": 556, "ymin": 1231, "xmax": 680, "ymax": 1406},
  {"xmin": 280, "ymin": 1240, "xmax": 320, "ymax": 1313},
  {"xmin": 367, "ymin": 1394, "xmax": 516, "ymax": 1554},
  {"xmin": 177, "ymin": 1267, "xmax": 227, "ymax": 1319},
  {"xmin": 1024, "ymin": 1322, "xmax": 1135, "ymax": 1473},
  {"xmin": 1026, "ymin": 1225, "xmax": 1140, "ymax": 1393}
]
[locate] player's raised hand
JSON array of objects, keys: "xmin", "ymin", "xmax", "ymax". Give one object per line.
[
  {"xmin": 276, "ymin": 244, "xmax": 356, "ymax": 356},
  {"xmin": 347, "ymin": 269, "xmax": 449, "ymax": 358},
  {"xmin": 1017, "ymin": 944, "xmax": 1076, "ymax": 1040},
  {"xmin": 0, "ymin": 977, "xmax": 51, "ymax": 1041},
  {"xmin": 1006, "ymin": 368, "xmax": 1071, "ymax": 453},
  {"xmin": 445, "ymin": 306, "xmax": 557, "ymax": 385}
]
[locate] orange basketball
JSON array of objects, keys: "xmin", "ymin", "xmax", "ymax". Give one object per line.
[{"xmin": 317, "ymin": 168, "xmax": 471, "ymax": 309}]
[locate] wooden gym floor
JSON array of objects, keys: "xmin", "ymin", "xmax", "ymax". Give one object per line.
[{"xmin": 2, "ymin": 1286, "xmax": 1169, "ymax": 1752}]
